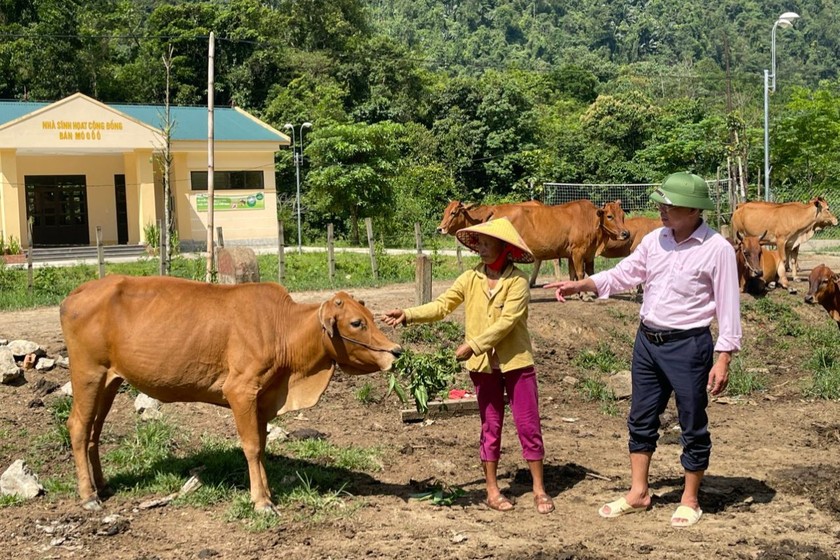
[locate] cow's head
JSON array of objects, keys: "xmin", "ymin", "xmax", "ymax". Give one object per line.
[
  {"xmin": 319, "ymin": 292, "xmax": 402, "ymax": 374},
  {"xmin": 598, "ymin": 200, "xmax": 630, "ymax": 240},
  {"xmin": 437, "ymin": 201, "xmax": 487, "ymax": 235},
  {"xmin": 815, "ymin": 205, "xmax": 839, "ymax": 228},
  {"xmin": 436, "ymin": 201, "xmax": 463, "ymax": 235},
  {"xmin": 805, "ymin": 264, "xmax": 840, "ymax": 305},
  {"xmin": 735, "ymin": 231, "xmax": 764, "ymax": 279}
]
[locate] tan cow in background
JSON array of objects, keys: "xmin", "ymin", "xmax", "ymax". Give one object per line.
[
  {"xmin": 60, "ymin": 275, "xmax": 401, "ymax": 513},
  {"xmin": 732, "ymin": 197, "xmax": 838, "ymax": 292},
  {"xmin": 436, "ymin": 199, "xmax": 629, "ymax": 287}
]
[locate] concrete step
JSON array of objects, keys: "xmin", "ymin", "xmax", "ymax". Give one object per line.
[{"xmin": 28, "ymin": 245, "xmax": 148, "ymax": 263}]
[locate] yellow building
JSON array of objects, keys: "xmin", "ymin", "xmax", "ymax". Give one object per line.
[{"xmin": 0, "ymin": 93, "xmax": 288, "ymax": 250}]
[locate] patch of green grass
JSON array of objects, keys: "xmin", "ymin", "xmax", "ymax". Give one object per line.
[
  {"xmin": 400, "ymin": 321, "xmax": 464, "ymax": 347},
  {"xmin": 42, "ymin": 476, "xmax": 77, "ymax": 497},
  {"xmin": 743, "ymin": 298, "xmax": 805, "ymax": 337},
  {"xmin": 577, "ymin": 375, "xmax": 619, "ymax": 415},
  {"xmin": 35, "ymin": 395, "xmax": 73, "ymax": 452},
  {"xmin": 104, "ymin": 418, "xmax": 177, "ymax": 476},
  {"xmin": 803, "ymin": 326, "xmax": 840, "ymax": 399},
  {"xmin": 354, "ymin": 381, "xmax": 378, "ymax": 404},
  {"xmin": 726, "ymin": 357, "xmax": 767, "ymax": 396},
  {"xmin": 572, "ymin": 342, "xmax": 628, "ymax": 373},
  {"xmin": 283, "ymin": 439, "xmax": 383, "ymax": 472},
  {"xmin": 0, "ymin": 494, "xmax": 24, "ymax": 508}
]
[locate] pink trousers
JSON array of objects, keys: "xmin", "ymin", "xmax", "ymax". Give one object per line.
[{"xmin": 469, "ymin": 366, "xmax": 545, "ymax": 462}]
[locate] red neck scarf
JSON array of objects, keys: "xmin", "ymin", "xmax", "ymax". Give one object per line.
[{"xmin": 486, "ymin": 245, "xmax": 511, "ymax": 273}]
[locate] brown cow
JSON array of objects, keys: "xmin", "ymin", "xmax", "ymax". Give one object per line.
[
  {"xmin": 437, "ymin": 199, "xmax": 629, "ymax": 287},
  {"xmin": 599, "ymin": 216, "xmax": 662, "ymax": 259},
  {"xmin": 804, "ymin": 264, "xmax": 840, "ymax": 330},
  {"xmin": 729, "ymin": 232, "xmax": 782, "ymax": 295},
  {"xmin": 731, "ymin": 197, "xmax": 838, "ymax": 289},
  {"xmin": 60, "ymin": 275, "xmax": 401, "ymax": 513},
  {"xmin": 730, "ymin": 232, "xmax": 765, "ymax": 292}
]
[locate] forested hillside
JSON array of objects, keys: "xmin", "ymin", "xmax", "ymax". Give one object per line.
[{"xmin": 0, "ymin": 0, "xmax": 837, "ymax": 243}]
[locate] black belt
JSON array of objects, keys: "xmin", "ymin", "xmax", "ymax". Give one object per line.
[{"xmin": 639, "ymin": 322, "xmax": 710, "ymax": 345}]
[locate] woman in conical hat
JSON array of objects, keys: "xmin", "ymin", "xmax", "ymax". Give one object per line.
[{"xmin": 383, "ymin": 218, "xmax": 554, "ymax": 514}]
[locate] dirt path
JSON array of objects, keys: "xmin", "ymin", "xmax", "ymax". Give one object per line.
[{"xmin": 1, "ymin": 255, "xmax": 839, "ymax": 559}]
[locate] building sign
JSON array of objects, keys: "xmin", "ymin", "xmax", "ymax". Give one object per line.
[
  {"xmin": 195, "ymin": 192, "xmax": 265, "ymax": 212},
  {"xmin": 41, "ymin": 118, "xmax": 125, "ymax": 141}
]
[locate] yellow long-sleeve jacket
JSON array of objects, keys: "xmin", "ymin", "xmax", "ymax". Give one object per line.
[{"xmin": 403, "ymin": 263, "xmax": 535, "ymax": 373}]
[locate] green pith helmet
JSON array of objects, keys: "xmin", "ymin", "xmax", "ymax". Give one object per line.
[{"xmin": 649, "ymin": 172, "xmax": 716, "ymax": 210}]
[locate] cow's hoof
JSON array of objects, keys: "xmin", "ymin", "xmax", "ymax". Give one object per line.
[
  {"xmin": 254, "ymin": 501, "xmax": 280, "ymax": 516},
  {"xmin": 768, "ymin": 282, "xmax": 776, "ymax": 290},
  {"xmin": 787, "ymin": 288, "xmax": 798, "ymax": 295},
  {"xmin": 81, "ymin": 496, "xmax": 103, "ymax": 511}
]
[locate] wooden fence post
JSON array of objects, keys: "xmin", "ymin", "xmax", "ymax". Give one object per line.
[
  {"xmin": 327, "ymin": 223, "xmax": 335, "ymax": 282},
  {"xmin": 216, "ymin": 226, "xmax": 225, "ymax": 248},
  {"xmin": 416, "ymin": 254, "xmax": 432, "ymax": 305},
  {"xmin": 96, "ymin": 226, "xmax": 105, "ymax": 279},
  {"xmin": 414, "ymin": 222, "xmax": 423, "ymax": 254},
  {"xmin": 365, "ymin": 217, "xmax": 378, "ymax": 281},
  {"xmin": 277, "ymin": 220, "xmax": 285, "ymax": 283},
  {"xmin": 456, "ymin": 243, "xmax": 463, "ymax": 272}
]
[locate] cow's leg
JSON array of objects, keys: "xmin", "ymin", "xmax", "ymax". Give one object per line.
[
  {"xmin": 227, "ymin": 389, "xmax": 275, "ymax": 513},
  {"xmin": 67, "ymin": 365, "xmax": 109, "ymax": 510},
  {"xmin": 529, "ymin": 259, "xmax": 543, "ymax": 288},
  {"xmin": 775, "ymin": 241, "xmax": 797, "ymax": 294},
  {"xmin": 88, "ymin": 373, "xmax": 123, "ymax": 493},
  {"xmin": 790, "ymin": 246, "xmax": 800, "ymax": 282}
]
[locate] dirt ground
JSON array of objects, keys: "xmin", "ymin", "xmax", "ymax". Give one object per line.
[{"xmin": 2, "ymin": 253, "xmax": 840, "ymax": 560}]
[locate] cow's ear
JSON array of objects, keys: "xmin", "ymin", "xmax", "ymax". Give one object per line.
[
  {"xmin": 833, "ymin": 274, "xmax": 840, "ymax": 287},
  {"xmin": 320, "ymin": 300, "xmax": 337, "ymax": 336},
  {"xmin": 596, "ymin": 208, "xmax": 604, "ymax": 217},
  {"xmin": 615, "ymin": 199, "xmax": 622, "ymax": 206}
]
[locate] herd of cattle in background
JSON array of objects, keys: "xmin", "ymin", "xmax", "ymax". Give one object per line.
[{"xmin": 435, "ymin": 196, "xmax": 840, "ymax": 330}]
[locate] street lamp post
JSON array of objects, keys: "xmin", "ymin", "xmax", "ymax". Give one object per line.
[
  {"xmin": 283, "ymin": 122, "xmax": 312, "ymax": 253},
  {"xmin": 763, "ymin": 11, "xmax": 800, "ymax": 201}
]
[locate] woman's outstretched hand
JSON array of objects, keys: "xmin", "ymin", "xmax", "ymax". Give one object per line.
[{"xmin": 381, "ymin": 309, "xmax": 406, "ymax": 327}]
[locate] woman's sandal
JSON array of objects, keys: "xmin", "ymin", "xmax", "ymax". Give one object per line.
[
  {"xmin": 485, "ymin": 494, "xmax": 515, "ymax": 512},
  {"xmin": 534, "ymin": 493, "xmax": 555, "ymax": 514}
]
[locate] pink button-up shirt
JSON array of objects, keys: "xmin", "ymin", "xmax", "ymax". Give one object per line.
[{"xmin": 590, "ymin": 221, "xmax": 742, "ymax": 353}]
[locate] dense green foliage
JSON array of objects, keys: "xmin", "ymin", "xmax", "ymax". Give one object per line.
[{"xmin": 1, "ymin": 1, "xmax": 838, "ymax": 242}]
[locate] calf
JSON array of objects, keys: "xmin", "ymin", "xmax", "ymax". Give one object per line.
[
  {"xmin": 60, "ymin": 275, "xmax": 401, "ymax": 512},
  {"xmin": 804, "ymin": 264, "xmax": 840, "ymax": 330}
]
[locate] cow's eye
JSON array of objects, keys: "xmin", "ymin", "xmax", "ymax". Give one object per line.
[{"xmin": 350, "ymin": 319, "xmax": 364, "ymax": 328}]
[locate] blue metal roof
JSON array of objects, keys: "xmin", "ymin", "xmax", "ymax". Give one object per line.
[{"xmin": 0, "ymin": 99, "xmax": 286, "ymax": 142}]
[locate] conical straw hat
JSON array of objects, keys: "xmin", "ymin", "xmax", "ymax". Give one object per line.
[{"xmin": 455, "ymin": 218, "xmax": 534, "ymax": 264}]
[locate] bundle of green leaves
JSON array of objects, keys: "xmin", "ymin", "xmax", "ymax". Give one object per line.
[{"xmin": 387, "ymin": 348, "xmax": 460, "ymax": 413}]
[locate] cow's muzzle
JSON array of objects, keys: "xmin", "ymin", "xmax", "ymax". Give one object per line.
[
  {"xmin": 390, "ymin": 346, "xmax": 404, "ymax": 358},
  {"xmin": 804, "ymin": 294, "xmax": 815, "ymax": 304},
  {"xmin": 619, "ymin": 230, "xmax": 630, "ymax": 240}
]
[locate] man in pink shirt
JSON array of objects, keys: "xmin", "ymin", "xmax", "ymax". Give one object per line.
[{"xmin": 546, "ymin": 172, "xmax": 741, "ymax": 528}]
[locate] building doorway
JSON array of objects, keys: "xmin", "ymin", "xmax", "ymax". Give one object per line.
[
  {"xmin": 24, "ymin": 175, "xmax": 90, "ymax": 246},
  {"xmin": 114, "ymin": 175, "xmax": 128, "ymax": 245}
]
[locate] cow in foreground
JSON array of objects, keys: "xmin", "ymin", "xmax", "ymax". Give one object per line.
[
  {"xmin": 731, "ymin": 197, "xmax": 838, "ymax": 287},
  {"xmin": 60, "ymin": 275, "xmax": 402, "ymax": 512},
  {"xmin": 804, "ymin": 264, "xmax": 840, "ymax": 330}
]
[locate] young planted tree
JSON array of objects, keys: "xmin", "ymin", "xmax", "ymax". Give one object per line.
[{"xmin": 304, "ymin": 121, "xmax": 402, "ymax": 244}]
